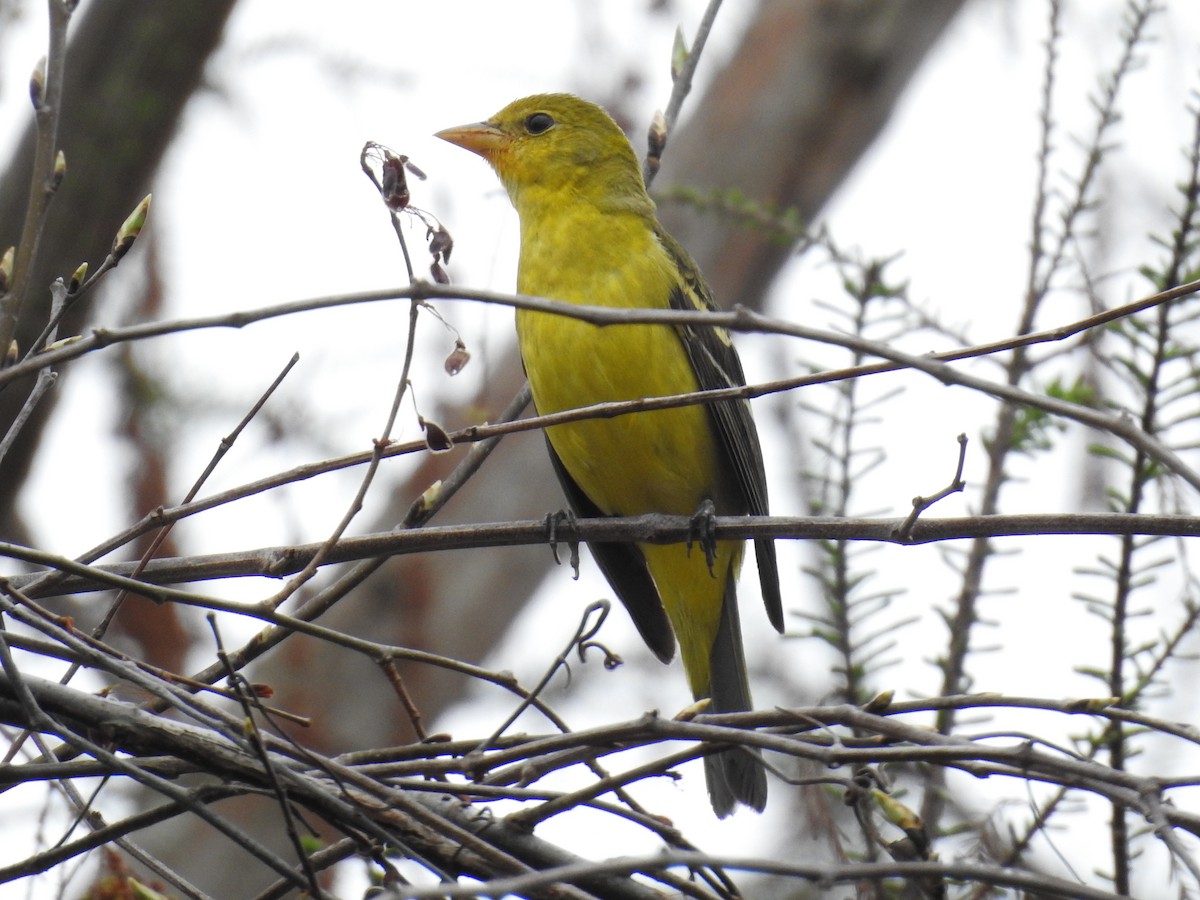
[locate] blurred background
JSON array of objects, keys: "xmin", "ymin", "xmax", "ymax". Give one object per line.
[{"xmin": 2, "ymin": 0, "xmax": 1200, "ymax": 896}]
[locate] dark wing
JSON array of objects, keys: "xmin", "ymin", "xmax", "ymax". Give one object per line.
[
  {"xmin": 543, "ymin": 435, "xmax": 677, "ymax": 663},
  {"xmin": 657, "ymin": 225, "xmax": 784, "ymax": 633}
]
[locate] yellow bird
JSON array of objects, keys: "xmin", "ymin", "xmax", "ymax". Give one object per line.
[{"xmin": 437, "ymin": 94, "xmax": 782, "ymax": 816}]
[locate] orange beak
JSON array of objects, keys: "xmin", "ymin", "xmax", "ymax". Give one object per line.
[{"xmin": 434, "ymin": 121, "xmax": 511, "ymax": 161}]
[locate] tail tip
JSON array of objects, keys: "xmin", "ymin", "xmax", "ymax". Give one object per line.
[{"xmin": 705, "ymin": 749, "xmax": 767, "ymax": 818}]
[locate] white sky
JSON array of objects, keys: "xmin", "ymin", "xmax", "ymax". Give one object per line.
[{"xmin": 3, "ymin": 0, "xmax": 1200, "ymax": 896}]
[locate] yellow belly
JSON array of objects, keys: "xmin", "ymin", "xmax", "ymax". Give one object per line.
[
  {"xmin": 519, "ymin": 312, "xmax": 716, "ymax": 514},
  {"xmin": 516, "ymin": 307, "xmax": 741, "ymax": 696}
]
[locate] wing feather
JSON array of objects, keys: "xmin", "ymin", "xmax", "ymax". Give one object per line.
[{"xmin": 657, "ymin": 227, "xmax": 784, "ymax": 633}]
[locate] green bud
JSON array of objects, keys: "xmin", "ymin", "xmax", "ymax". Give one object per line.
[
  {"xmin": 52, "ymin": 150, "xmax": 66, "ymax": 189},
  {"xmin": 30, "ymin": 57, "xmax": 46, "ymax": 107},
  {"xmin": 112, "ymin": 193, "xmax": 152, "ymax": 260},
  {"xmin": 41, "ymin": 335, "xmax": 83, "ymax": 352},
  {"xmin": 671, "ymin": 27, "xmax": 688, "ymax": 81},
  {"xmin": 69, "ymin": 261, "xmax": 88, "ymax": 293},
  {"xmin": 416, "ymin": 480, "xmax": 443, "ymax": 514},
  {"xmin": 0, "ymin": 246, "xmax": 13, "ymax": 293},
  {"xmin": 872, "ymin": 789, "xmax": 922, "ymax": 831},
  {"xmin": 128, "ymin": 877, "xmax": 172, "ymax": 900}
]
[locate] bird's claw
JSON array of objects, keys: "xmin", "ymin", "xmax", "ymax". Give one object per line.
[
  {"xmin": 544, "ymin": 509, "xmax": 581, "ymax": 579},
  {"xmin": 686, "ymin": 498, "xmax": 719, "ymax": 577}
]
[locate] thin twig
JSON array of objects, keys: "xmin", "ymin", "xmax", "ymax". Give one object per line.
[
  {"xmin": 472, "ymin": 601, "xmax": 618, "ymax": 757},
  {"xmin": 4, "ymin": 275, "xmax": 1197, "ymax": 391},
  {"xmin": 643, "ymin": 0, "xmax": 724, "ymax": 186},
  {"xmin": 386, "ymin": 852, "xmax": 1124, "ymax": 900},
  {"xmin": 892, "ymin": 433, "xmax": 968, "ymax": 541},
  {"xmin": 0, "ymin": 0, "xmax": 73, "ymax": 353},
  {"xmin": 263, "ymin": 301, "xmax": 419, "ymax": 609},
  {"xmin": 208, "ymin": 615, "xmax": 329, "ymax": 899},
  {"xmin": 0, "ymin": 367, "xmax": 54, "ymax": 465}
]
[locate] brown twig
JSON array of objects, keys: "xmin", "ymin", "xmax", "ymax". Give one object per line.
[{"xmin": 892, "ymin": 433, "xmax": 968, "ymax": 541}]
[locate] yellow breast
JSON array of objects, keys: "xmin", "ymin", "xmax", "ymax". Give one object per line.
[{"xmin": 514, "ymin": 211, "xmax": 722, "ymax": 517}]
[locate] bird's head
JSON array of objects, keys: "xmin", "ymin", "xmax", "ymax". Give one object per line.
[{"xmin": 436, "ymin": 93, "xmax": 653, "ymax": 217}]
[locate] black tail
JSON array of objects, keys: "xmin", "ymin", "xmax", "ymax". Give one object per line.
[{"xmin": 703, "ymin": 575, "xmax": 767, "ymax": 817}]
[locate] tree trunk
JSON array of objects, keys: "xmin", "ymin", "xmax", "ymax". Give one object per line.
[{"xmin": 0, "ymin": 0, "xmax": 237, "ymax": 543}]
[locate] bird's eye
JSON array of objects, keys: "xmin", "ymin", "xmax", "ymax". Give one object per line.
[{"xmin": 525, "ymin": 112, "xmax": 555, "ymax": 135}]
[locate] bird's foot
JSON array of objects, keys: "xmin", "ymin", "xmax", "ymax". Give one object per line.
[
  {"xmin": 686, "ymin": 498, "xmax": 719, "ymax": 577},
  {"xmin": 544, "ymin": 509, "xmax": 581, "ymax": 578}
]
